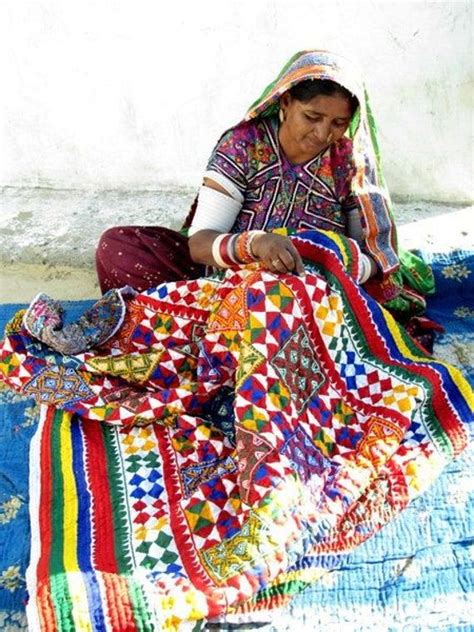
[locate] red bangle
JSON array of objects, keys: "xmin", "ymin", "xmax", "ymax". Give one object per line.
[
  {"xmin": 235, "ymin": 232, "xmax": 257, "ymax": 264},
  {"xmin": 218, "ymin": 234, "xmax": 237, "ymax": 267}
]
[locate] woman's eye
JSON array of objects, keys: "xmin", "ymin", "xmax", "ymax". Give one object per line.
[{"xmin": 305, "ymin": 114, "xmax": 320, "ymax": 122}]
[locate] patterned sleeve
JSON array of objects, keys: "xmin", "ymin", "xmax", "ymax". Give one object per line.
[
  {"xmin": 206, "ymin": 125, "xmax": 251, "ymax": 195},
  {"xmin": 334, "ymin": 143, "xmax": 360, "ymax": 238},
  {"xmin": 338, "ymin": 142, "xmax": 377, "ymax": 258},
  {"xmin": 342, "ymin": 188, "xmax": 373, "ymax": 254}
]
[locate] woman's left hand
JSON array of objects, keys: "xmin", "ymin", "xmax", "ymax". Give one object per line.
[{"xmin": 251, "ymin": 232, "xmax": 305, "ymax": 276}]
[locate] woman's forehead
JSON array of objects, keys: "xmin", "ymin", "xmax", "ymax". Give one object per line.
[{"xmin": 293, "ymin": 94, "xmax": 352, "ymax": 117}]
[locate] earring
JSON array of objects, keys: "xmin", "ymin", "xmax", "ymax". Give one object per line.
[{"xmin": 279, "ymin": 109, "xmax": 285, "ymax": 124}]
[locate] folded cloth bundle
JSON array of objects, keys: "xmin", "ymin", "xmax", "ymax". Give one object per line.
[{"xmin": 22, "ymin": 288, "xmax": 129, "ymax": 355}]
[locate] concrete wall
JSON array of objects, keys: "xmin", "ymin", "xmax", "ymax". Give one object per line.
[{"xmin": 1, "ymin": 0, "xmax": 472, "ymax": 201}]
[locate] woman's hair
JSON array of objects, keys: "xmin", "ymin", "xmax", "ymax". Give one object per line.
[{"xmin": 289, "ymin": 79, "xmax": 359, "ymax": 116}]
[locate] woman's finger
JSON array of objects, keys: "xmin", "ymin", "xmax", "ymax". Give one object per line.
[
  {"xmin": 279, "ymin": 244, "xmax": 305, "ymax": 276},
  {"xmin": 278, "ymin": 248, "xmax": 296, "ymax": 271},
  {"xmin": 291, "ymin": 248, "xmax": 305, "ymax": 276},
  {"xmin": 281, "ymin": 238, "xmax": 305, "ymax": 275},
  {"xmin": 269, "ymin": 255, "xmax": 284, "ymax": 272}
]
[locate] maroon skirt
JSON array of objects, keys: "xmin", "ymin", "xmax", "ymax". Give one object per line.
[{"xmin": 95, "ymin": 226, "xmax": 205, "ymax": 294}]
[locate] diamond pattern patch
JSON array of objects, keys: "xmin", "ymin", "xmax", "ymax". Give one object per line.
[{"xmin": 271, "ymin": 323, "xmax": 325, "ymax": 413}]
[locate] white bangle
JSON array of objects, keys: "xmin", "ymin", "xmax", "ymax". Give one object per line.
[{"xmin": 359, "ymin": 253, "xmax": 372, "ymax": 283}]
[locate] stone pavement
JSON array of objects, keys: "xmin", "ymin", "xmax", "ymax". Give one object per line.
[{"xmin": 0, "ymin": 186, "xmax": 472, "ymax": 302}]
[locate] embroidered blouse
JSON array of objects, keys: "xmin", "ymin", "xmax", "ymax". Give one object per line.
[{"xmin": 206, "ymin": 115, "xmax": 361, "ymax": 237}]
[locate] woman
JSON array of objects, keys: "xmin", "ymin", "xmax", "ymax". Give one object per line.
[
  {"xmin": 96, "ymin": 50, "xmax": 432, "ymax": 322},
  {"xmin": 2, "ymin": 52, "xmax": 470, "ymax": 630}
]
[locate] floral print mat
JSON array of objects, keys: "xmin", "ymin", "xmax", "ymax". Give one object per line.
[
  {"xmin": 0, "ymin": 250, "xmax": 472, "ymax": 631},
  {"xmin": 422, "ymin": 249, "xmax": 473, "ymax": 385}
]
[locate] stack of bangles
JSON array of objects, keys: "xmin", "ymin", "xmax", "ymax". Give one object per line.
[{"xmin": 212, "ymin": 230, "xmax": 265, "ymax": 267}]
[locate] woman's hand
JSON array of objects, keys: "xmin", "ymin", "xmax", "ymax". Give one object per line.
[{"xmin": 251, "ymin": 232, "xmax": 305, "ymax": 276}]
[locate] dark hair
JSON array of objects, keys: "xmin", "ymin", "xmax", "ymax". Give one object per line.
[{"xmin": 289, "ymin": 79, "xmax": 359, "ymax": 116}]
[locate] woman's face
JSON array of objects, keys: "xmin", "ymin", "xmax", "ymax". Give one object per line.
[{"xmin": 279, "ymin": 92, "xmax": 352, "ymax": 162}]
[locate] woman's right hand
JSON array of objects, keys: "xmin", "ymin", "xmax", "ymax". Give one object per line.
[{"xmin": 251, "ymin": 232, "xmax": 305, "ymax": 276}]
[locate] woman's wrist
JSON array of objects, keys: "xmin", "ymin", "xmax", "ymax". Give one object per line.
[
  {"xmin": 248, "ymin": 230, "xmax": 266, "ymax": 259},
  {"xmin": 248, "ymin": 231, "xmax": 267, "ymax": 260},
  {"xmin": 210, "ymin": 230, "xmax": 265, "ymax": 268},
  {"xmin": 359, "ymin": 253, "xmax": 378, "ymax": 283}
]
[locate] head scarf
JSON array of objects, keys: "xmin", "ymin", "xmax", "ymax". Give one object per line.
[{"xmin": 244, "ymin": 50, "xmax": 399, "ymax": 276}]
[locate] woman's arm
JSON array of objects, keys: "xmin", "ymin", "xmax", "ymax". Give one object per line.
[
  {"xmin": 188, "ymin": 178, "xmax": 237, "ymax": 266},
  {"xmin": 188, "ymin": 179, "xmax": 305, "ymax": 275},
  {"xmin": 188, "ymin": 228, "xmax": 222, "ymax": 266},
  {"xmin": 189, "ymin": 227, "xmax": 305, "ymax": 275}
]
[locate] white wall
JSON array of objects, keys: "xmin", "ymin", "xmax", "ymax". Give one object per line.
[{"xmin": 0, "ymin": 0, "xmax": 472, "ymax": 201}]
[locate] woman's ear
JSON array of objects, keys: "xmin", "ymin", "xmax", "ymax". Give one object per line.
[
  {"xmin": 279, "ymin": 92, "xmax": 292, "ymax": 122},
  {"xmin": 280, "ymin": 92, "xmax": 291, "ymax": 110}
]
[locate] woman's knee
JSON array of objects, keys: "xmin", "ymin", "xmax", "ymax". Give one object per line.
[{"xmin": 96, "ymin": 226, "xmax": 130, "ymax": 253}]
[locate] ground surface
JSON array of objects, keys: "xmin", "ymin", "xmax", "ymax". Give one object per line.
[{"xmin": 0, "ymin": 186, "xmax": 471, "ymax": 301}]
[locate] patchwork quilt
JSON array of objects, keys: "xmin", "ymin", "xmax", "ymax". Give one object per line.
[{"xmin": 0, "ymin": 233, "xmax": 472, "ymax": 631}]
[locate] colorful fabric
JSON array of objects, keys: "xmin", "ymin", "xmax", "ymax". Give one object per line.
[
  {"xmin": 276, "ymin": 443, "xmax": 474, "ymax": 629},
  {"xmin": 1, "ymin": 248, "xmax": 472, "ymax": 632},
  {"xmin": 0, "ymin": 230, "xmax": 471, "ymax": 630},
  {"xmin": 23, "ymin": 289, "xmax": 128, "ymax": 355},
  {"xmin": 0, "ymin": 299, "xmax": 100, "ymax": 632},
  {"xmin": 206, "ymin": 117, "xmax": 359, "ymax": 234},
  {"xmin": 244, "ymin": 50, "xmax": 398, "ymax": 275}
]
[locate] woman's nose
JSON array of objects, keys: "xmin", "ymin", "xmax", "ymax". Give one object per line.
[{"xmin": 313, "ymin": 122, "xmax": 332, "ymax": 142}]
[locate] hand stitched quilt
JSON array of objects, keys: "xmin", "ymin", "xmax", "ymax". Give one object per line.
[{"xmin": 0, "ymin": 230, "xmax": 471, "ymax": 631}]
